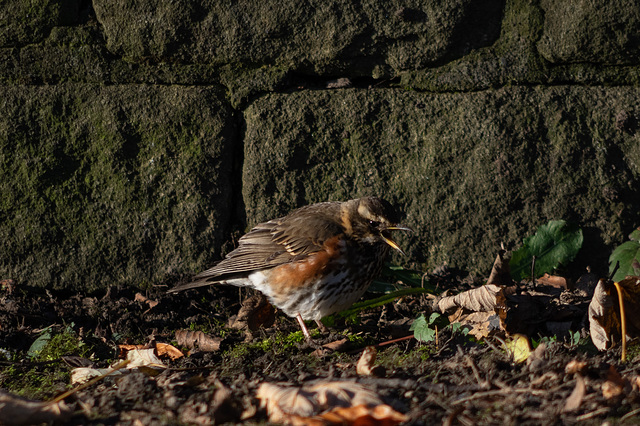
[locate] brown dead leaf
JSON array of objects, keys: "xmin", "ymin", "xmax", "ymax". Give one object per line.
[
  {"xmin": 176, "ymin": 329, "xmax": 222, "ymax": 352},
  {"xmin": 256, "ymin": 381, "xmax": 405, "ymax": 425},
  {"xmin": 487, "ymin": 249, "xmax": 512, "ymax": 286},
  {"xmin": 156, "ymin": 342, "xmax": 184, "ymax": 360},
  {"xmin": 588, "ymin": 277, "xmax": 640, "ymax": 350},
  {"xmin": 0, "ymin": 390, "xmax": 73, "ymax": 425},
  {"xmin": 70, "ymin": 366, "xmax": 123, "ymax": 385},
  {"xmin": 538, "ymin": 273, "xmax": 571, "ymax": 289},
  {"xmin": 563, "ymin": 375, "xmax": 585, "ymax": 412},
  {"xmin": 356, "ymin": 347, "xmax": 385, "ymax": 377},
  {"xmin": 602, "ymin": 365, "xmax": 630, "ymax": 400},
  {"xmin": 134, "ymin": 292, "xmax": 159, "ymax": 310},
  {"xmin": 229, "ymin": 294, "xmax": 276, "ymax": 333},
  {"xmin": 527, "ymin": 342, "xmax": 547, "ymax": 368},
  {"xmin": 117, "ymin": 344, "xmax": 148, "ymax": 358},
  {"xmin": 495, "ymin": 287, "xmax": 546, "ymax": 336},
  {"xmin": 565, "ymin": 360, "xmax": 588, "ymax": 375},
  {"xmin": 125, "ymin": 348, "xmax": 165, "ymax": 369},
  {"xmin": 318, "ymin": 404, "xmax": 408, "ymax": 425},
  {"xmin": 448, "ymin": 310, "xmax": 500, "ymax": 340},
  {"xmin": 436, "ymin": 284, "xmax": 502, "ymax": 313}
]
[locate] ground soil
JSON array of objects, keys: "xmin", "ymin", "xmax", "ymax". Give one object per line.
[{"xmin": 1, "ymin": 269, "xmax": 639, "ymax": 425}]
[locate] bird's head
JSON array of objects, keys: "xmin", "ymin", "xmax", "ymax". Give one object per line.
[{"xmin": 345, "ymin": 197, "xmax": 413, "ymax": 254}]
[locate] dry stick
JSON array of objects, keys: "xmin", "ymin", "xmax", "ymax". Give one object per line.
[
  {"xmin": 374, "ymin": 334, "xmax": 414, "ymax": 348},
  {"xmin": 613, "ymin": 280, "xmax": 627, "ymax": 361},
  {"xmin": 48, "ymin": 360, "xmax": 131, "ymax": 404},
  {"xmin": 575, "ymin": 407, "xmax": 609, "ymax": 421},
  {"xmin": 609, "ymin": 261, "xmax": 620, "ymax": 281},
  {"xmin": 531, "ymin": 255, "xmax": 537, "ymax": 288},
  {"xmin": 621, "ymin": 407, "xmax": 640, "ymax": 422}
]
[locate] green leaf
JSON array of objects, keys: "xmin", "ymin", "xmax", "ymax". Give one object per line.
[
  {"xmin": 509, "ymin": 220, "xmax": 583, "ymax": 280},
  {"xmin": 27, "ymin": 331, "xmax": 51, "ymax": 359},
  {"xmin": 411, "ymin": 314, "xmax": 437, "ymax": 342},
  {"xmin": 609, "ymin": 227, "xmax": 640, "ymax": 282}
]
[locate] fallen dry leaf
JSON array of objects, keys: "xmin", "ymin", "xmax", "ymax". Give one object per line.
[
  {"xmin": 602, "ymin": 365, "xmax": 630, "ymax": 400},
  {"xmin": 318, "ymin": 404, "xmax": 408, "ymax": 425},
  {"xmin": 125, "ymin": 348, "xmax": 165, "ymax": 369},
  {"xmin": 527, "ymin": 342, "xmax": 547, "ymax": 367},
  {"xmin": 495, "ymin": 287, "xmax": 546, "ymax": 336},
  {"xmin": 486, "ymin": 249, "xmax": 512, "ymax": 286},
  {"xmin": 588, "ymin": 277, "xmax": 640, "ymax": 351},
  {"xmin": 176, "ymin": 329, "xmax": 222, "ymax": 352},
  {"xmin": 71, "ymin": 366, "xmax": 123, "ymax": 385},
  {"xmin": 356, "ymin": 347, "xmax": 384, "ymax": 377},
  {"xmin": 256, "ymin": 380, "xmax": 405, "ymax": 425},
  {"xmin": 538, "ymin": 273, "xmax": 571, "ymax": 289},
  {"xmin": 0, "ymin": 390, "xmax": 73, "ymax": 425},
  {"xmin": 565, "ymin": 360, "xmax": 588, "ymax": 375},
  {"xmin": 229, "ymin": 294, "xmax": 276, "ymax": 335},
  {"xmin": 118, "ymin": 344, "xmax": 147, "ymax": 358},
  {"xmin": 156, "ymin": 342, "xmax": 184, "ymax": 360},
  {"xmin": 503, "ymin": 334, "xmax": 532, "ymax": 363},
  {"xmin": 448, "ymin": 310, "xmax": 500, "ymax": 340},
  {"xmin": 134, "ymin": 292, "xmax": 159, "ymax": 310},
  {"xmin": 436, "ymin": 284, "xmax": 502, "ymax": 313},
  {"xmin": 563, "ymin": 375, "xmax": 585, "ymax": 412}
]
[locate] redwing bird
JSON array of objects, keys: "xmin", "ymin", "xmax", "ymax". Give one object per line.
[{"xmin": 168, "ymin": 197, "xmax": 412, "ymax": 339}]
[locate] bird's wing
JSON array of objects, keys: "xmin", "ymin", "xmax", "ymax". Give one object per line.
[{"xmin": 192, "ymin": 202, "xmax": 345, "ymax": 281}]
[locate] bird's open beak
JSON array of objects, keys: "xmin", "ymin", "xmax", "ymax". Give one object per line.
[{"xmin": 381, "ymin": 225, "xmax": 413, "ymax": 255}]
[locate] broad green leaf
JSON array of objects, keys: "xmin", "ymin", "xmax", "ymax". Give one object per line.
[
  {"xmin": 510, "ymin": 220, "xmax": 583, "ymax": 280},
  {"xmin": 27, "ymin": 331, "xmax": 51, "ymax": 359},
  {"xmin": 609, "ymin": 228, "xmax": 640, "ymax": 282},
  {"xmin": 410, "ymin": 314, "xmax": 437, "ymax": 342}
]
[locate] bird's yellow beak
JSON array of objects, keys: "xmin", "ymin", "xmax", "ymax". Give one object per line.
[{"xmin": 381, "ymin": 225, "xmax": 413, "ymax": 255}]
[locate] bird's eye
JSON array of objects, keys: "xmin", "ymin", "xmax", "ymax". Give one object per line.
[{"xmin": 368, "ymin": 220, "xmax": 380, "ymax": 228}]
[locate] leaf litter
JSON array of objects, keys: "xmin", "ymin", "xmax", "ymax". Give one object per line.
[{"xmin": 2, "ymin": 222, "xmax": 640, "ymax": 424}]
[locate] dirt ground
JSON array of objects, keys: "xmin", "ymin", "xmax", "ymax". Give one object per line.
[{"xmin": 1, "ymin": 268, "xmax": 639, "ymax": 425}]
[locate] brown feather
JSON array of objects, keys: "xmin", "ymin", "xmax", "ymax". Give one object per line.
[{"xmin": 189, "ymin": 201, "xmax": 347, "ymax": 282}]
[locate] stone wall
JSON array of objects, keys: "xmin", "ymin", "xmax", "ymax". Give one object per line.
[{"xmin": 1, "ymin": 0, "xmax": 639, "ymax": 290}]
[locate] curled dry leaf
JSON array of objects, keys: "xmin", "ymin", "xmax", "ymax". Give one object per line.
[
  {"xmin": 565, "ymin": 360, "xmax": 588, "ymax": 375},
  {"xmin": 125, "ymin": 348, "xmax": 165, "ymax": 369},
  {"xmin": 134, "ymin": 292, "xmax": 159, "ymax": 309},
  {"xmin": 486, "ymin": 249, "xmax": 512, "ymax": 286},
  {"xmin": 229, "ymin": 294, "xmax": 276, "ymax": 332},
  {"xmin": 538, "ymin": 273, "xmax": 570, "ymax": 290},
  {"xmin": 318, "ymin": 404, "xmax": 408, "ymax": 425},
  {"xmin": 71, "ymin": 367, "xmax": 122, "ymax": 385},
  {"xmin": 0, "ymin": 390, "xmax": 73, "ymax": 425},
  {"xmin": 436, "ymin": 284, "xmax": 502, "ymax": 313},
  {"xmin": 602, "ymin": 365, "xmax": 630, "ymax": 401},
  {"xmin": 118, "ymin": 344, "xmax": 147, "ymax": 358},
  {"xmin": 563, "ymin": 375, "xmax": 585, "ymax": 412},
  {"xmin": 156, "ymin": 342, "xmax": 184, "ymax": 360},
  {"xmin": 256, "ymin": 381, "xmax": 406, "ymax": 425},
  {"xmin": 356, "ymin": 347, "xmax": 385, "ymax": 377},
  {"xmin": 176, "ymin": 329, "xmax": 222, "ymax": 352},
  {"xmin": 588, "ymin": 277, "xmax": 640, "ymax": 350}
]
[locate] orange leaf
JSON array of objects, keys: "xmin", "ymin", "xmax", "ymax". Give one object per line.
[
  {"xmin": 156, "ymin": 342, "xmax": 183, "ymax": 360},
  {"xmin": 318, "ymin": 404, "xmax": 408, "ymax": 425}
]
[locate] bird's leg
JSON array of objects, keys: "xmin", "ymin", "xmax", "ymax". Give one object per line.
[
  {"xmin": 315, "ymin": 319, "xmax": 329, "ymax": 334},
  {"xmin": 296, "ymin": 313, "xmax": 313, "ymax": 341}
]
